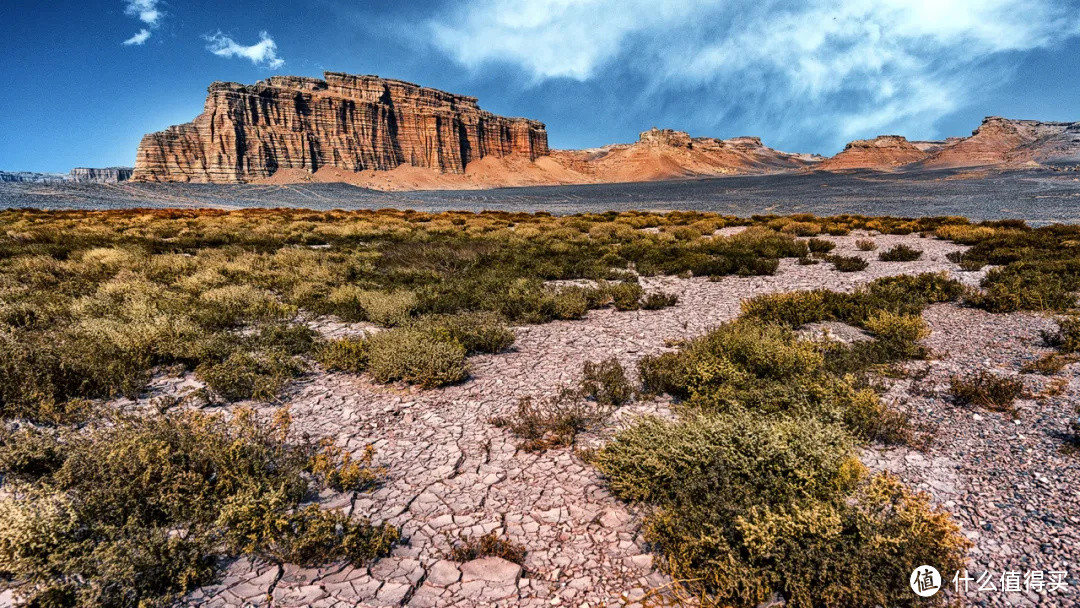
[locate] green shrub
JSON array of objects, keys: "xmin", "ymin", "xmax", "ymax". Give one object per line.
[
  {"xmin": 878, "ymin": 244, "xmax": 923, "ymax": 262},
  {"xmin": 491, "ymin": 389, "xmax": 606, "ymax": 452},
  {"xmin": 411, "ymin": 311, "xmax": 515, "ymax": 354},
  {"xmin": 828, "ymin": 255, "xmax": 869, "ymax": 272},
  {"xmin": 806, "ymin": 238, "xmax": 835, "ymax": 254},
  {"xmin": 448, "ymin": 531, "xmax": 527, "ymax": 565},
  {"xmin": 796, "ymin": 256, "xmax": 819, "ymax": 265},
  {"xmin": 366, "ymin": 329, "xmax": 468, "ymax": 388},
  {"xmin": 609, "ymin": 282, "xmax": 644, "ymax": 311},
  {"xmin": 593, "ymin": 412, "xmax": 968, "ymax": 608},
  {"xmin": 862, "ymin": 310, "xmax": 930, "ymax": 359},
  {"xmin": 327, "ymin": 287, "xmax": 416, "ymax": 326},
  {"xmin": 637, "ymin": 352, "xmax": 691, "ymax": 398},
  {"xmin": 950, "ymin": 372, "xmax": 1024, "ymax": 411},
  {"xmin": 0, "ymin": 409, "xmax": 398, "ymax": 607},
  {"xmin": 641, "ymin": 291, "xmax": 679, "ymax": 310},
  {"xmin": 317, "ymin": 337, "xmax": 369, "ymax": 373},
  {"xmin": 855, "ymin": 239, "xmax": 876, "ymax": 251},
  {"xmin": 580, "ymin": 358, "xmax": 633, "ymax": 406},
  {"xmin": 551, "ymin": 287, "xmax": 590, "ymax": 320},
  {"xmin": 195, "ymin": 349, "xmax": 303, "ymax": 402}
]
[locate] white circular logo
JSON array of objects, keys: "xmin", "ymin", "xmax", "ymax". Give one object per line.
[{"xmin": 910, "ymin": 565, "xmax": 942, "ymax": 597}]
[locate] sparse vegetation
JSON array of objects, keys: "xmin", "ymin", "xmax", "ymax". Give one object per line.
[
  {"xmin": 950, "ymin": 372, "xmax": 1024, "ymax": 412},
  {"xmin": 0, "ymin": 408, "xmax": 398, "ymax": 607},
  {"xmin": 827, "ymin": 254, "xmax": 869, "ymax": 272},
  {"xmin": 580, "ymin": 358, "xmax": 633, "ymax": 406},
  {"xmin": 878, "ymin": 244, "xmax": 923, "ymax": 261},
  {"xmin": 492, "ymin": 389, "xmax": 609, "ymax": 452},
  {"xmin": 448, "ymin": 531, "xmax": 527, "ymax": 565},
  {"xmin": 806, "ymin": 238, "xmax": 835, "ymax": 254},
  {"xmin": 855, "ymin": 239, "xmax": 877, "ymax": 251}
]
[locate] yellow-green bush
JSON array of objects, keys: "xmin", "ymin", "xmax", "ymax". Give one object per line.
[
  {"xmin": 366, "ymin": 329, "xmax": 468, "ymax": 387},
  {"xmin": 409, "ymin": 311, "xmax": 515, "ymax": 354},
  {"xmin": 0, "ymin": 409, "xmax": 398, "ymax": 606},
  {"xmin": 317, "ymin": 336, "xmax": 369, "ymax": 373},
  {"xmin": 594, "ymin": 412, "xmax": 969, "ymax": 608}
]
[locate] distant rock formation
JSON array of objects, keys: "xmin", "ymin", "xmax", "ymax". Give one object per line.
[
  {"xmin": 0, "ymin": 171, "xmax": 68, "ymax": 183},
  {"xmin": 819, "ymin": 118, "xmax": 1080, "ymax": 172},
  {"xmin": 131, "ymin": 73, "xmax": 548, "ymax": 183},
  {"xmin": 69, "ymin": 167, "xmax": 133, "ymax": 183},
  {"xmin": 815, "ymin": 136, "xmax": 929, "ymax": 171},
  {"xmin": 547, "ymin": 128, "xmax": 818, "ymax": 184}
]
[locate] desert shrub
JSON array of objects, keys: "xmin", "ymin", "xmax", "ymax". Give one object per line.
[
  {"xmin": 256, "ymin": 323, "xmax": 319, "ymax": 355},
  {"xmin": 641, "ymin": 291, "xmax": 678, "ymax": 310},
  {"xmin": 551, "ymin": 287, "xmax": 590, "ymax": 320},
  {"xmin": 310, "ymin": 442, "xmax": 384, "ymax": 493},
  {"xmin": 637, "ymin": 352, "xmax": 691, "ymax": 398},
  {"xmin": 195, "ymin": 349, "xmax": 303, "ymax": 402},
  {"xmin": 796, "ymin": 256, "xmax": 818, "ymax": 265},
  {"xmin": 410, "ymin": 311, "xmax": 515, "ymax": 354},
  {"xmin": 365, "ymin": 329, "xmax": 468, "ymax": 388},
  {"xmin": 1041, "ymin": 316, "xmax": 1080, "ymax": 353},
  {"xmin": 580, "ymin": 358, "xmax": 633, "ymax": 406},
  {"xmin": 878, "ymin": 244, "xmax": 923, "ymax": 262},
  {"xmin": 1021, "ymin": 353, "xmax": 1077, "ymax": 375},
  {"xmin": 609, "ymin": 282, "xmax": 644, "ymax": 311},
  {"xmin": 326, "ymin": 287, "xmax": 416, "ymax": 326},
  {"xmin": 806, "ymin": 238, "xmax": 836, "ymax": 254},
  {"xmin": 862, "ymin": 310, "xmax": 930, "ymax": 359},
  {"xmin": 0, "ymin": 427, "xmax": 66, "ymax": 481},
  {"xmin": 448, "ymin": 531, "xmax": 527, "ymax": 565},
  {"xmin": 0, "ymin": 409, "xmax": 398, "ymax": 607},
  {"xmin": 491, "ymin": 389, "xmax": 607, "ymax": 452},
  {"xmin": 827, "ymin": 255, "xmax": 869, "ymax": 272},
  {"xmin": 593, "ymin": 412, "xmax": 968, "ymax": 608},
  {"xmin": 950, "ymin": 372, "xmax": 1024, "ymax": 412},
  {"xmin": 780, "ymin": 221, "xmax": 821, "ymax": 237},
  {"xmin": 855, "ymin": 239, "xmax": 877, "ymax": 251},
  {"xmin": 317, "ymin": 337, "xmax": 369, "ymax": 373}
]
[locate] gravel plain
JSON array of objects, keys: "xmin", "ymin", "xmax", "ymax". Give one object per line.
[{"xmin": 3, "ymin": 169, "xmax": 1080, "ymax": 224}]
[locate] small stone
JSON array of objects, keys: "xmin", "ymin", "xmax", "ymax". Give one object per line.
[{"xmin": 460, "ymin": 557, "xmax": 523, "ymax": 584}]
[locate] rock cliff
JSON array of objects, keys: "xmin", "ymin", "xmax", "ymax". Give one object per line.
[
  {"xmin": 815, "ymin": 136, "xmax": 929, "ymax": 171},
  {"xmin": 915, "ymin": 117, "xmax": 1080, "ymax": 169},
  {"xmin": 132, "ymin": 73, "xmax": 548, "ymax": 183},
  {"xmin": 69, "ymin": 167, "xmax": 133, "ymax": 183},
  {"xmin": 0, "ymin": 171, "xmax": 68, "ymax": 183}
]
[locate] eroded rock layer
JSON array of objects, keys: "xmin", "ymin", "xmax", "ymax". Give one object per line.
[
  {"xmin": 132, "ymin": 73, "xmax": 548, "ymax": 183},
  {"xmin": 69, "ymin": 167, "xmax": 133, "ymax": 183},
  {"xmin": 815, "ymin": 136, "xmax": 929, "ymax": 171}
]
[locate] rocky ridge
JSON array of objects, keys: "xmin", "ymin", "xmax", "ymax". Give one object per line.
[
  {"xmin": 69, "ymin": 167, "xmax": 133, "ymax": 183},
  {"xmin": 815, "ymin": 135, "xmax": 931, "ymax": 171},
  {"xmin": 131, "ymin": 73, "xmax": 548, "ymax": 183}
]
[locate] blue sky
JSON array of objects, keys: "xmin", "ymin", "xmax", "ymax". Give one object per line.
[{"xmin": 3, "ymin": 0, "xmax": 1080, "ymax": 172}]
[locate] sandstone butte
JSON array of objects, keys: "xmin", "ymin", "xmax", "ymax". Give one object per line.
[
  {"xmin": 131, "ymin": 73, "xmax": 549, "ymax": 183},
  {"xmin": 131, "ymin": 73, "xmax": 1080, "ymax": 189}
]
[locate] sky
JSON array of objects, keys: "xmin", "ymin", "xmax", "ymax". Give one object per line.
[{"xmin": 3, "ymin": 0, "xmax": 1080, "ymax": 172}]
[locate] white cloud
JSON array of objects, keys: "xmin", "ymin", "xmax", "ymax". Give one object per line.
[
  {"xmin": 125, "ymin": 0, "xmax": 162, "ymax": 26},
  {"xmin": 122, "ymin": 29, "xmax": 151, "ymax": 46},
  {"xmin": 204, "ymin": 31, "xmax": 285, "ymax": 69},
  {"xmin": 428, "ymin": 0, "xmax": 1080, "ymax": 147},
  {"xmin": 121, "ymin": 0, "xmax": 162, "ymax": 46}
]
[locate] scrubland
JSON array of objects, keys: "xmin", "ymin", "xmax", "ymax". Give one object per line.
[{"xmin": 0, "ymin": 208, "xmax": 1077, "ymax": 607}]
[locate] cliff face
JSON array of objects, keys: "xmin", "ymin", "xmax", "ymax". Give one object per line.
[
  {"xmin": 132, "ymin": 73, "xmax": 548, "ymax": 183},
  {"xmin": 922, "ymin": 117, "xmax": 1076, "ymax": 168},
  {"xmin": 69, "ymin": 167, "xmax": 133, "ymax": 183},
  {"xmin": 816, "ymin": 136, "xmax": 928, "ymax": 171},
  {"xmin": 0, "ymin": 171, "xmax": 68, "ymax": 183}
]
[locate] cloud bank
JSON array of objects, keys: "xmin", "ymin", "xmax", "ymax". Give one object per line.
[
  {"xmin": 122, "ymin": 0, "xmax": 161, "ymax": 45},
  {"xmin": 429, "ymin": 0, "xmax": 1080, "ymax": 148},
  {"xmin": 205, "ymin": 31, "xmax": 285, "ymax": 69}
]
